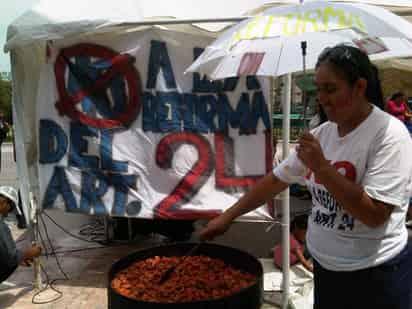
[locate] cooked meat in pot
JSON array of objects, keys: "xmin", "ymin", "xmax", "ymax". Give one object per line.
[{"xmin": 111, "ymin": 255, "xmax": 256, "ymax": 303}]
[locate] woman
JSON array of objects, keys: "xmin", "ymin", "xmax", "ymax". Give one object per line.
[
  {"xmin": 0, "ymin": 111, "xmax": 9, "ymax": 172},
  {"xmin": 385, "ymin": 92, "xmax": 409, "ymax": 123},
  {"xmin": 200, "ymin": 45, "xmax": 412, "ymax": 309},
  {"xmin": 273, "ymin": 214, "xmax": 312, "ymax": 273}
]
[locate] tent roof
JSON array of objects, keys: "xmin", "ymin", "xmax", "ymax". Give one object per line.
[
  {"xmin": 137, "ymin": 0, "xmax": 268, "ymax": 21},
  {"xmin": 378, "ymin": 58, "xmax": 412, "ymax": 72},
  {"xmin": 4, "ymin": 0, "xmax": 271, "ymax": 52},
  {"xmin": 5, "ymin": 0, "xmax": 143, "ymax": 51},
  {"xmin": 6, "ymin": 0, "xmax": 412, "ymax": 52}
]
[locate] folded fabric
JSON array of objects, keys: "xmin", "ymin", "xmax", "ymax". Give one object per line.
[{"xmin": 261, "ymin": 259, "xmax": 314, "ymax": 309}]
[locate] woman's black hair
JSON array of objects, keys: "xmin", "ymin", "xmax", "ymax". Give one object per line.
[
  {"xmin": 391, "ymin": 91, "xmax": 405, "ymax": 101},
  {"xmin": 316, "ymin": 45, "xmax": 385, "ymax": 110},
  {"xmin": 291, "ymin": 214, "xmax": 308, "ymax": 232},
  {"xmin": 318, "ymin": 104, "xmax": 328, "ymax": 124}
]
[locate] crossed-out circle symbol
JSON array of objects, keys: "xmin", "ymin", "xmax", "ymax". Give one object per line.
[{"xmin": 55, "ymin": 43, "xmax": 141, "ymax": 129}]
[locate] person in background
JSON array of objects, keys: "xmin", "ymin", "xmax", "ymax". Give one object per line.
[
  {"xmin": 404, "ymin": 99, "xmax": 412, "ymax": 134},
  {"xmin": 273, "ymin": 214, "xmax": 313, "ymax": 272},
  {"xmin": 0, "ymin": 186, "xmax": 41, "ymax": 283},
  {"xmin": 0, "ymin": 111, "xmax": 10, "ymax": 171},
  {"xmin": 385, "ymin": 91, "xmax": 411, "ymax": 123},
  {"xmin": 272, "ymin": 133, "xmax": 280, "ymax": 167},
  {"xmin": 0, "ymin": 111, "xmax": 9, "ymax": 143},
  {"xmin": 200, "ymin": 45, "xmax": 412, "ymax": 309},
  {"xmin": 385, "ymin": 93, "xmax": 412, "ymax": 226}
]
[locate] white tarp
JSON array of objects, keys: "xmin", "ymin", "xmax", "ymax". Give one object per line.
[
  {"xmin": 36, "ymin": 28, "xmax": 273, "ymax": 219},
  {"xmin": 261, "ymin": 259, "xmax": 314, "ymax": 309}
]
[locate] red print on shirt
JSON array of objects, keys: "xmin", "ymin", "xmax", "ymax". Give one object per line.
[{"xmin": 305, "ymin": 161, "xmax": 357, "ymax": 184}]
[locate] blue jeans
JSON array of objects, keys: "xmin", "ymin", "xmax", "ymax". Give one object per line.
[
  {"xmin": 313, "ymin": 242, "xmax": 412, "ymax": 309},
  {"xmin": 405, "ymin": 123, "xmax": 412, "ymax": 134}
]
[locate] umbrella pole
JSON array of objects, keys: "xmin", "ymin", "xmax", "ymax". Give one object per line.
[
  {"xmin": 281, "ymin": 73, "xmax": 292, "ymax": 309},
  {"xmin": 300, "ymin": 41, "xmax": 308, "ymax": 130}
]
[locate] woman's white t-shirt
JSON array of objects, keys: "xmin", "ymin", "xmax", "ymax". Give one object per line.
[{"xmin": 273, "ymin": 106, "xmax": 412, "ymax": 271}]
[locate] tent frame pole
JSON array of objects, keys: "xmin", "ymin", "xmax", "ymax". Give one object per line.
[
  {"xmin": 115, "ymin": 17, "xmax": 248, "ymax": 27},
  {"xmin": 281, "ymin": 73, "xmax": 292, "ymax": 309}
]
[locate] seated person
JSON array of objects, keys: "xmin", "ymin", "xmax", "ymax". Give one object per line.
[
  {"xmin": 273, "ymin": 214, "xmax": 313, "ymax": 272},
  {"xmin": 0, "ymin": 186, "xmax": 41, "ymax": 283},
  {"xmin": 385, "ymin": 92, "xmax": 411, "ymax": 125}
]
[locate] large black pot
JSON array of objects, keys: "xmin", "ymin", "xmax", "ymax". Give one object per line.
[{"xmin": 108, "ymin": 242, "xmax": 263, "ymax": 309}]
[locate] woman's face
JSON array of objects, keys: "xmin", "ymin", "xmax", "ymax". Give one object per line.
[
  {"xmin": 394, "ymin": 95, "xmax": 404, "ymax": 105},
  {"xmin": 314, "ymin": 62, "xmax": 364, "ymax": 125},
  {"xmin": 294, "ymin": 228, "xmax": 307, "ymax": 243},
  {"xmin": 0, "ymin": 196, "xmax": 11, "ymax": 215}
]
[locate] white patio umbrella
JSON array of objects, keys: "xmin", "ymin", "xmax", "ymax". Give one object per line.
[
  {"xmin": 186, "ymin": 1, "xmax": 412, "ymax": 79},
  {"xmin": 186, "ymin": 2, "xmax": 412, "ymax": 308}
]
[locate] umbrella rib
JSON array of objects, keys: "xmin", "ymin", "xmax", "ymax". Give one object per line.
[{"xmin": 274, "ymin": 39, "xmax": 285, "ymax": 78}]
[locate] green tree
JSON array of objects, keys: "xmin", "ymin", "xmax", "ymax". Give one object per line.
[{"xmin": 0, "ymin": 77, "xmax": 12, "ymax": 122}]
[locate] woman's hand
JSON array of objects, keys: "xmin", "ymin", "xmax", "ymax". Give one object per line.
[
  {"xmin": 296, "ymin": 132, "xmax": 329, "ymax": 174},
  {"xmin": 199, "ymin": 213, "xmax": 233, "ymax": 241},
  {"xmin": 21, "ymin": 245, "xmax": 42, "ymax": 267},
  {"xmin": 294, "ymin": 247, "xmax": 313, "ymax": 273}
]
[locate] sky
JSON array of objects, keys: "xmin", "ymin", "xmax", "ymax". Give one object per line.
[{"xmin": 0, "ymin": 0, "xmax": 38, "ymax": 72}]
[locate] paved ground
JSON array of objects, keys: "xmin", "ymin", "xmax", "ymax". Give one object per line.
[{"xmin": 0, "ymin": 143, "xmax": 19, "ymax": 188}]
